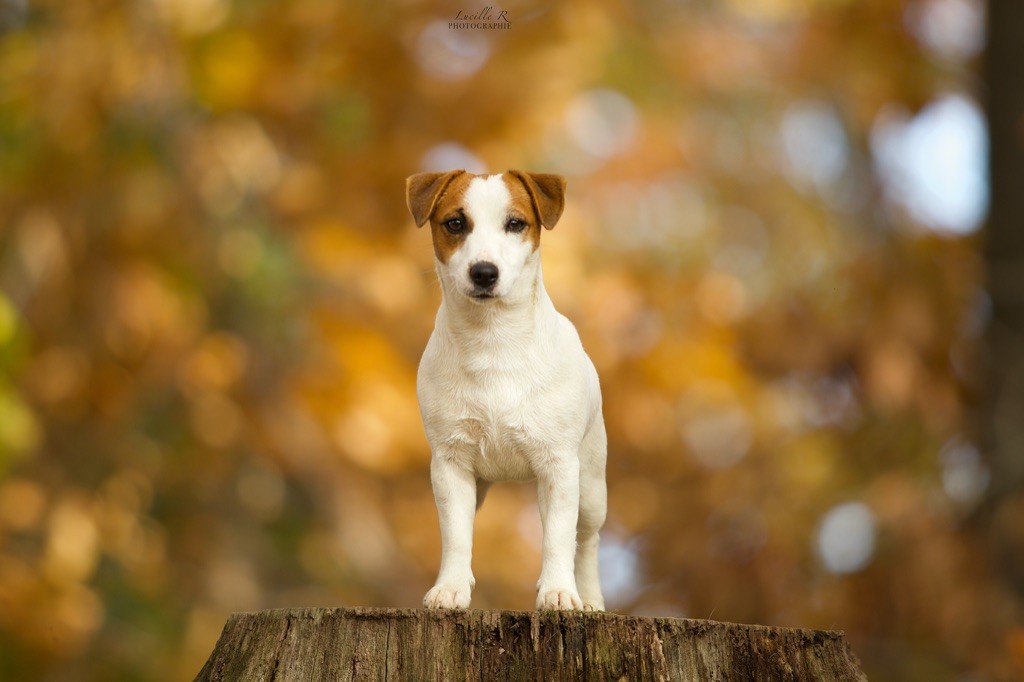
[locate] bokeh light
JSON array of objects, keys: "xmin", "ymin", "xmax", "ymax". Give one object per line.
[
  {"xmin": 419, "ymin": 142, "xmax": 487, "ymax": 174},
  {"xmin": 906, "ymin": 0, "xmax": 985, "ymax": 62},
  {"xmin": 565, "ymin": 89, "xmax": 638, "ymax": 160},
  {"xmin": 872, "ymin": 94, "xmax": 988, "ymax": 234},
  {"xmin": 415, "ymin": 21, "xmax": 491, "ymax": 80},
  {"xmin": 816, "ymin": 502, "xmax": 877, "ymax": 575}
]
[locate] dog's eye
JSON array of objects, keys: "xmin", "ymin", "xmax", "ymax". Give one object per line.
[
  {"xmin": 443, "ymin": 218, "xmax": 465, "ymax": 234},
  {"xmin": 506, "ymin": 218, "xmax": 527, "ymax": 233}
]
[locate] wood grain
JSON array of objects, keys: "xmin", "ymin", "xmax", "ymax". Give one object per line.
[{"xmin": 195, "ymin": 607, "xmax": 867, "ymax": 681}]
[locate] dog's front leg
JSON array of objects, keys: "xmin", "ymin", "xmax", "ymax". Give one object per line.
[
  {"xmin": 424, "ymin": 453, "xmax": 477, "ymax": 609},
  {"xmin": 536, "ymin": 455, "xmax": 583, "ymax": 610}
]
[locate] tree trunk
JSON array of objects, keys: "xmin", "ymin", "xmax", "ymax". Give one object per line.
[
  {"xmin": 982, "ymin": 0, "xmax": 1024, "ymax": 597},
  {"xmin": 194, "ymin": 607, "xmax": 866, "ymax": 681}
]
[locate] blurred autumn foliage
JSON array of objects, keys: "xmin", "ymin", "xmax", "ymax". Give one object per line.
[{"xmin": 0, "ymin": 0, "xmax": 1019, "ymax": 680}]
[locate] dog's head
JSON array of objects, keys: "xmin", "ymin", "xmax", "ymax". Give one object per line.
[{"xmin": 406, "ymin": 170, "xmax": 565, "ymax": 302}]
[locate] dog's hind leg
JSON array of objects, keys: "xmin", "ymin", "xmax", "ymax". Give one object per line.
[
  {"xmin": 476, "ymin": 479, "xmax": 491, "ymax": 510},
  {"xmin": 575, "ymin": 419, "xmax": 607, "ymax": 611}
]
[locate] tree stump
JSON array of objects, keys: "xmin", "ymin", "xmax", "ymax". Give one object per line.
[{"xmin": 194, "ymin": 607, "xmax": 866, "ymax": 681}]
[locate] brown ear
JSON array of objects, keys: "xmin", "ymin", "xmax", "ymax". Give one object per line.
[
  {"xmin": 508, "ymin": 170, "xmax": 566, "ymax": 230},
  {"xmin": 406, "ymin": 170, "xmax": 466, "ymax": 227}
]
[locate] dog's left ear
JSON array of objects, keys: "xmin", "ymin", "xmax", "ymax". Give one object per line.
[
  {"xmin": 508, "ymin": 170, "xmax": 566, "ymax": 230},
  {"xmin": 406, "ymin": 170, "xmax": 466, "ymax": 227}
]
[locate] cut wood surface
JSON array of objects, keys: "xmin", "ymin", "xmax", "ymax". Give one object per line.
[{"xmin": 194, "ymin": 607, "xmax": 866, "ymax": 681}]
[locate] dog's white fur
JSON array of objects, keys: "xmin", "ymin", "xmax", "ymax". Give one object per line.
[{"xmin": 411, "ymin": 171, "xmax": 607, "ymax": 611}]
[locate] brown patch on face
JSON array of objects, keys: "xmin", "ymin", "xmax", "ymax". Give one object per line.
[
  {"xmin": 503, "ymin": 174, "xmax": 545, "ymax": 250},
  {"xmin": 406, "ymin": 170, "xmax": 565, "ymax": 262},
  {"xmin": 426, "ymin": 172, "xmax": 477, "ymax": 264},
  {"xmin": 505, "ymin": 171, "xmax": 566, "ymax": 252}
]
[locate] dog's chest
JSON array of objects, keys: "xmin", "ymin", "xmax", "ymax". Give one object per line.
[
  {"xmin": 421, "ymin": 333, "xmax": 579, "ymax": 481},
  {"xmin": 446, "ymin": 366, "xmax": 547, "ymax": 481}
]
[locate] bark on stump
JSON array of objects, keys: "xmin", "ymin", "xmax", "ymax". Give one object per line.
[{"xmin": 195, "ymin": 607, "xmax": 866, "ymax": 681}]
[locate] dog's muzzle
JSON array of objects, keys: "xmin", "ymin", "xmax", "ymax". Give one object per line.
[{"xmin": 469, "ymin": 262, "xmax": 499, "ymax": 298}]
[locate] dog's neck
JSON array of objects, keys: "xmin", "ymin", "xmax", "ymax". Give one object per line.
[{"xmin": 435, "ymin": 256, "xmax": 553, "ymax": 342}]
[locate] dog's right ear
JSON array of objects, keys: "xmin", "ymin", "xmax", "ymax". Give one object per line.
[{"xmin": 406, "ymin": 170, "xmax": 466, "ymax": 227}]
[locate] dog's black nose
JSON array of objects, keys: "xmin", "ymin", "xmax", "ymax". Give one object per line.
[{"xmin": 469, "ymin": 262, "xmax": 499, "ymax": 289}]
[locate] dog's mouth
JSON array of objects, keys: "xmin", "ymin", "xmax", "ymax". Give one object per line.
[{"xmin": 469, "ymin": 291, "xmax": 496, "ymax": 300}]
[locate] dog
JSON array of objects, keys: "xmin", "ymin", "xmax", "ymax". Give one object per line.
[{"xmin": 406, "ymin": 169, "xmax": 607, "ymax": 611}]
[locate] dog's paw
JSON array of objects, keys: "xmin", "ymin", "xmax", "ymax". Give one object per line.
[
  {"xmin": 582, "ymin": 599, "xmax": 604, "ymax": 612},
  {"xmin": 423, "ymin": 583, "xmax": 472, "ymax": 609},
  {"xmin": 536, "ymin": 586, "xmax": 583, "ymax": 611}
]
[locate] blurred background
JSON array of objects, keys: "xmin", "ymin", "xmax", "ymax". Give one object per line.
[{"xmin": 1, "ymin": 0, "xmax": 1022, "ymax": 679}]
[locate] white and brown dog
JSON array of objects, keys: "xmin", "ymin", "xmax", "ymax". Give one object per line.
[{"xmin": 406, "ymin": 169, "xmax": 607, "ymax": 611}]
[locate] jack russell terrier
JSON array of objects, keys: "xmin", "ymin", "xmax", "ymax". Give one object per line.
[{"xmin": 406, "ymin": 169, "xmax": 607, "ymax": 611}]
